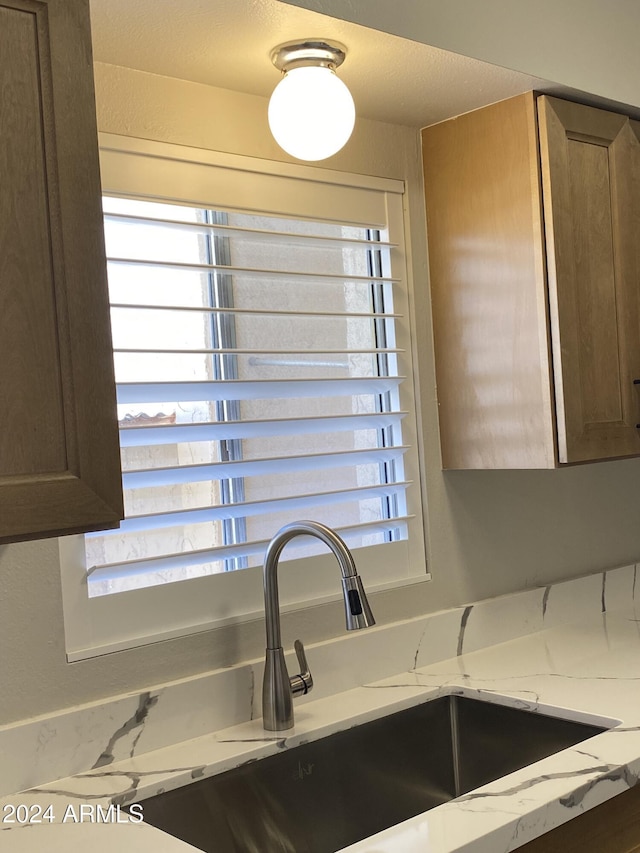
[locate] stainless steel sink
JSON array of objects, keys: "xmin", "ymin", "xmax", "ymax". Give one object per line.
[{"xmin": 137, "ymin": 695, "xmax": 607, "ymax": 853}]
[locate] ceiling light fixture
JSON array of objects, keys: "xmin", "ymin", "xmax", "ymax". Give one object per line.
[{"xmin": 268, "ymin": 40, "xmax": 355, "ymax": 162}]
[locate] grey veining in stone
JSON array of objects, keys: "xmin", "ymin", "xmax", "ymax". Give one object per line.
[
  {"xmin": 92, "ymin": 692, "xmax": 159, "ymax": 768},
  {"xmin": 455, "ymin": 765, "xmax": 616, "ymax": 807},
  {"xmin": 559, "ymin": 764, "xmax": 638, "ymax": 808},
  {"xmin": 248, "ymin": 668, "xmax": 256, "ymax": 721},
  {"xmin": 413, "ymin": 624, "xmax": 429, "ymax": 670},
  {"xmin": 457, "ymin": 605, "xmax": 473, "ymax": 656}
]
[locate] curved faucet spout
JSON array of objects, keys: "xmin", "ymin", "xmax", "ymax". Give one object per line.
[
  {"xmin": 262, "ymin": 520, "xmax": 375, "ymax": 731},
  {"xmin": 263, "ymin": 520, "xmax": 373, "ymax": 649}
]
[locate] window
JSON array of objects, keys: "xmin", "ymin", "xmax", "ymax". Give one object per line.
[{"xmin": 60, "ymin": 136, "xmax": 428, "ymax": 660}]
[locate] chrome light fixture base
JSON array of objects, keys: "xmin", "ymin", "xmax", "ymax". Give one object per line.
[{"xmin": 270, "ymin": 39, "xmax": 347, "ymax": 73}]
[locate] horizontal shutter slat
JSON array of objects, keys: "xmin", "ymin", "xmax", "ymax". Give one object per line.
[
  {"xmin": 87, "ymin": 517, "xmax": 413, "ymax": 582},
  {"xmin": 121, "ymin": 446, "xmax": 409, "ymax": 488},
  {"xmin": 88, "ymin": 482, "xmax": 411, "ymax": 536},
  {"xmin": 116, "ymin": 377, "xmax": 404, "ymax": 404},
  {"xmin": 111, "ymin": 302, "xmax": 401, "ymax": 319},
  {"xmin": 108, "ymin": 256, "xmax": 399, "ymax": 284},
  {"xmin": 118, "ymin": 411, "xmax": 407, "ymax": 447},
  {"xmin": 113, "ymin": 347, "xmax": 403, "ymax": 356},
  {"xmin": 104, "ymin": 211, "xmax": 398, "ymax": 249}
]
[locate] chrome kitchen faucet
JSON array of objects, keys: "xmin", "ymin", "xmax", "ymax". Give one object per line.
[{"xmin": 262, "ymin": 520, "xmax": 375, "ymax": 731}]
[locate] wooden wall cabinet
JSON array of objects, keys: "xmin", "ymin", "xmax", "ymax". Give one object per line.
[
  {"xmin": 0, "ymin": 0, "xmax": 123, "ymax": 542},
  {"xmin": 422, "ymin": 92, "xmax": 640, "ymax": 468}
]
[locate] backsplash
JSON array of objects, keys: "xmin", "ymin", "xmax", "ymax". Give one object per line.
[{"xmin": 1, "ymin": 563, "xmax": 637, "ymax": 797}]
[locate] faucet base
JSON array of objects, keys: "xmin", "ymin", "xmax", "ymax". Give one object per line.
[{"xmin": 262, "ymin": 647, "xmax": 294, "ymax": 731}]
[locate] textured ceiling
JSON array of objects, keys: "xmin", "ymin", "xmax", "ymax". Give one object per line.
[{"xmin": 89, "ymin": 0, "xmax": 549, "ymax": 128}]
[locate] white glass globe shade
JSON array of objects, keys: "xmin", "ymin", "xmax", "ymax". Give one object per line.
[{"xmin": 268, "ymin": 66, "xmax": 355, "ymax": 161}]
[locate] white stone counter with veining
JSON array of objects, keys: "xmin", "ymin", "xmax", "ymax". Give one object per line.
[{"xmin": 2, "ymin": 565, "xmax": 640, "ymax": 852}]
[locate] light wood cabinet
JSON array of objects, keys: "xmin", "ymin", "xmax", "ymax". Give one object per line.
[
  {"xmin": 518, "ymin": 782, "xmax": 640, "ymax": 852},
  {"xmin": 0, "ymin": 0, "xmax": 123, "ymax": 542},
  {"xmin": 422, "ymin": 92, "xmax": 640, "ymax": 468}
]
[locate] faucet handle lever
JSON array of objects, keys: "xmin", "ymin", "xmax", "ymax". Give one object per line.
[{"xmin": 290, "ymin": 639, "xmax": 314, "ymax": 697}]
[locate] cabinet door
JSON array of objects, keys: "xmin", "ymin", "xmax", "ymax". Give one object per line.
[
  {"xmin": 538, "ymin": 96, "xmax": 640, "ymax": 463},
  {"xmin": 0, "ymin": 0, "xmax": 123, "ymax": 542},
  {"xmin": 422, "ymin": 92, "xmax": 556, "ymax": 469}
]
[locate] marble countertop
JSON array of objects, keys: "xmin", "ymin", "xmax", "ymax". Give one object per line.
[{"xmin": 3, "ymin": 606, "xmax": 640, "ymax": 853}]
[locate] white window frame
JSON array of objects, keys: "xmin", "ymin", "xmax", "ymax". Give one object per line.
[{"xmin": 59, "ymin": 134, "xmax": 429, "ymax": 662}]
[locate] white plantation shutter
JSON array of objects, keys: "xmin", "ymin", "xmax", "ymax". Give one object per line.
[{"xmin": 60, "ymin": 137, "xmax": 427, "ymax": 659}]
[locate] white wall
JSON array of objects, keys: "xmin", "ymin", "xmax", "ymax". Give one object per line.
[
  {"xmin": 2, "ymin": 55, "xmax": 640, "ymax": 725},
  {"xmin": 280, "ymin": 0, "xmax": 640, "ymax": 111}
]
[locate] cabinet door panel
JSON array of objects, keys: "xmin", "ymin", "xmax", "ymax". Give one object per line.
[
  {"xmin": 0, "ymin": 3, "xmax": 67, "ymax": 477},
  {"xmin": 538, "ymin": 96, "xmax": 640, "ymax": 463},
  {"xmin": 566, "ymin": 139, "xmax": 622, "ymax": 423},
  {"xmin": 0, "ymin": 0, "xmax": 123, "ymax": 542}
]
